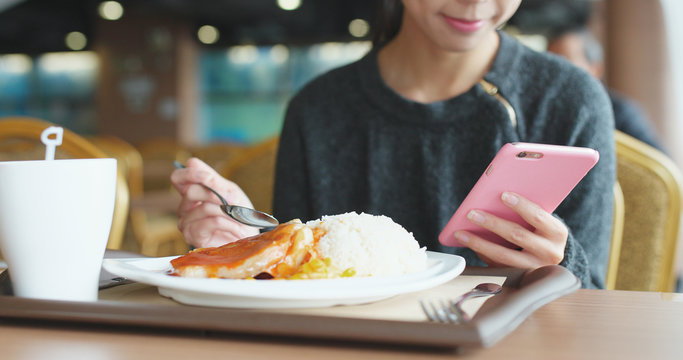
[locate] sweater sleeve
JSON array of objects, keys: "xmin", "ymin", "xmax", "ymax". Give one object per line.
[{"xmin": 555, "ymin": 76, "xmax": 616, "ymax": 289}]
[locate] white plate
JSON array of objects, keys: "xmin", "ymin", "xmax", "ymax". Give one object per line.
[{"xmin": 102, "ymin": 251, "xmax": 465, "ymax": 309}]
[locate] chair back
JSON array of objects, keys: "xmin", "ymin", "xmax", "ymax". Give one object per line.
[
  {"xmin": 190, "ymin": 142, "xmax": 247, "ymax": 173},
  {"xmin": 607, "ymin": 130, "xmax": 682, "ymax": 292},
  {"xmin": 89, "ymin": 135, "xmax": 145, "ymax": 199},
  {"xmin": 220, "ymin": 137, "xmax": 279, "ymax": 214},
  {"xmin": 606, "ymin": 182, "xmax": 625, "ymax": 290},
  {"xmin": 92, "ymin": 136, "xmax": 186, "ymax": 256},
  {"xmin": 0, "ymin": 117, "xmax": 129, "ymax": 250},
  {"xmin": 135, "ymin": 137, "xmax": 191, "ymax": 192}
]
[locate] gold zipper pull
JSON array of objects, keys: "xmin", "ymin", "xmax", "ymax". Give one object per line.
[{"xmin": 479, "ymin": 79, "xmax": 517, "ymax": 129}]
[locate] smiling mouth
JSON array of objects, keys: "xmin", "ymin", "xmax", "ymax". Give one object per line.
[{"xmin": 442, "ymin": 15, "xmax": 486, "ymax": 33}]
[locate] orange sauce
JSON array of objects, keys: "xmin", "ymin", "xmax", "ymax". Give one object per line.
[
  {"xmin": 170, "ymin": 222, "xmax": 329, "ymax": 279},
  {"xmin": 171, "ymin": 223, "xmax": 297, "ymax": 276}
]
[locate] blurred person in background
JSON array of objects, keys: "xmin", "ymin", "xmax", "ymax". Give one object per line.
[
  {"xmin": 172, "ymin": 0, "xmax": 616, "ymax": 289},
  {"xmin": 547, "ymin": 27, "xmax": 666, "ymax": 152},
  {"xmin": 509, "ymin": 0, "xmax": 664, "ymax": 152}
]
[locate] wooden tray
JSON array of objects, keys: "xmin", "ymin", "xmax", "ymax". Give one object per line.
[{"xmin": 0, "ymin": 254, "xmax": 580, "ymax": 349}]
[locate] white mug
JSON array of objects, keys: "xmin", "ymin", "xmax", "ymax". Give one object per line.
[{"xmin": 0, "ymin": 158, "xmax": 117, "ymax": 301}]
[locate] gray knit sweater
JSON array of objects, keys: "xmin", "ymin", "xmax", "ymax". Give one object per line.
[{"xmin": 273, "ymin": 32, "xmax": 616, "ymax": 289}]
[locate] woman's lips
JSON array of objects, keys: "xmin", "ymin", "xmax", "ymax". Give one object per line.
[{"xmin": 442, "ymin": 15, "xmax": 486, "ymax": 33}]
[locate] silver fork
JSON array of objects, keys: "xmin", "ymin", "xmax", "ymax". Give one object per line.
[
  {"xmin": 420, "ymin": 283, "xmax": 502, "ymax": 323},
  {"xmin": 420, "ymin": 298, "xmax": 461, "ymax": 323}
]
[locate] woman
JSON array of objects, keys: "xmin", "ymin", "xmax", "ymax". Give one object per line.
[{"xmin": 172, "ymin": 0, "xmax": 615, "ymax": 288}]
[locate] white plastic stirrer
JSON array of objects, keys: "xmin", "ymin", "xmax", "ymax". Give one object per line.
[{"xmin": 40, "ymin": 126, "xmax": 63, "ymax": 161}]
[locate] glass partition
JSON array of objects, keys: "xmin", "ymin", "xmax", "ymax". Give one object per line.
[
  {"xmin": 0, "ymin": 51, "xmax": 98, "ymax": 134},
  {"xmin": 198, "ymin": 41, "xmax": 371, "ymax": 144}
]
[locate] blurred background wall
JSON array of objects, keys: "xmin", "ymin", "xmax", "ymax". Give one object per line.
[
  {"xmin": 0, "ymin": 0, "xmax": 376, "ymax": 146},
  {"xmin": 0, "ymin": 0, "xmax": 678, "ymax": 149}
]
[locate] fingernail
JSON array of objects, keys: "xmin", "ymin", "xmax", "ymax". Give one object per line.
[
  {"xmin": 455, "ymin": 231, "xmax": 469, "ymax": 244},
  {"xmin": 502, "ymin": 192, "xmax": 519, "ymax": 206},
  {"xmin": 467, "ymin": 210, "xmax": 485, "ymax": 224}
]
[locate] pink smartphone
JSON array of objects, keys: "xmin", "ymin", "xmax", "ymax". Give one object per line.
[{"xmin": 438, "ymin": 142, "xmax": 599, "ymax": 248}]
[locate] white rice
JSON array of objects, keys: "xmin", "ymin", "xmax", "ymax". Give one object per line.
[{"xmin": 306, "ymin": 212, "xmax": 428, "ymax": 277}]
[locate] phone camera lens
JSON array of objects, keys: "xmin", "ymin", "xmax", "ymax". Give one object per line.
[{"xmin": 517, "ymin": 152, "xmax": 527, "ymax": 158}]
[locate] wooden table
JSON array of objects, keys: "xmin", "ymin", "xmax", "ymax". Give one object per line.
[{"xmin": 1, "ymin": 289, "xmax": 681, "ymax": 360}]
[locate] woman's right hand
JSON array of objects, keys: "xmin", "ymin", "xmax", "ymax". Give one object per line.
[{"xmin": 170, "ymin": 157, "xmax": 259, "ymax": 248}]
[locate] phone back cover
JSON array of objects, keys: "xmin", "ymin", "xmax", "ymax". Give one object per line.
[{"xmin": 438, "ymin": 143, "xmax": 599, "ymax": 248}]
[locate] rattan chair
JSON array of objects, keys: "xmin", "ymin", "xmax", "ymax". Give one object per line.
[
  {"xmin": 91, "ymin": 135, "xmax": 187, "ymax": 256},
  {"xmin": 606, "ymin": 182, "xmax": 625, "ymax": 290},
  {"xmin": 190, "ymin": 142, "xmax": 247, "ymax": 173},
  {"xmin": 136, "ymin": 137, "xmax": 192, "ymax": 192},
  {"xmin": 606, "ymin": 130, "xmax": 682, "ymax": 292},
  {"xmin": 89, "ymin": 135, "xmax": 145, "ymax": 198},
  {"xmin": 220, "ymin": 136, "xmax": 279, "ymax": 215},
  {"xmin": 0, "ymin": 117, "xmax": 129, "ymax": 250},
  {"xmin": 134, "ymin": 137, "xmax": 192, "ymax": 256}
]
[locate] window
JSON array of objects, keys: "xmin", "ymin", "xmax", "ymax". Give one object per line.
[
  {"xmin": 0, "ymin": 52, "xmax": 98, "ymax": 133},
  {"xmin": 198, "ymin": 42, "xmax": 371, "ymax": 144}
]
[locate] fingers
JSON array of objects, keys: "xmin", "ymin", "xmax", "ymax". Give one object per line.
[
  {"xmin": 171, "ymin": 158, "xmax": 254, "ymax": 209},
  {"xmin": 188, "ymin": 182, "xmax": 224, "ymax": 205},
  {"xmin": 170, "ymin": 157, "xmax": 260, "ymax": 248},
  {"xmin": 176, "ymin": 184, "xmax": 220, "ymax": 221},
  {"xmin": 454, "ymin": 192, "xmax": 568, "ymax": 267},
  {"xmin": 171, "ymin": 160, "xmax": 214, "ymax": 194},
  {"xmin": 455, "ymin": 229, "xmax": 541, "ymax": 268},
  {"xmin": 185, "ymin": 157, "xmax": 227, "ymax": 188},
  {"xmin": 178, "ymin": 203, "xmax": 258, "ymax": 248},
  {"xmin": 178, "ymin": 201, "xmax": 225, "ymax": 229},
  {"xmin": 182, "ymin": 223, "xmax": 246, "ymax": 249},
  {"xmin": 502, "ymin": 192, "xmax": 568, "ymax": 241},
  {"xmin": 180, "ymin": 216, "xmax": 244, "ymax": 248},
  {"xmin": 461, "ymin": 208, "xmax": 555, "ymax": 257}
]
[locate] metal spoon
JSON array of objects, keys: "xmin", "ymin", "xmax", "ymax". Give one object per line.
[
  {"xmin": 173, "ymin": 161, "xmax": 279, "ymax": 228},
  {"xmin": 450, "ymin": 283, "xmax": 502, "ymax": 322}
]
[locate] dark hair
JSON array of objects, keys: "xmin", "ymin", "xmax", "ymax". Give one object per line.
[
  {"xmin": 371, "ymin": 0, "xmax": 404, "ymax": 47},
  {"xmin": 507, "ymin": 0, "xmax": 592, "ymax": 39}
]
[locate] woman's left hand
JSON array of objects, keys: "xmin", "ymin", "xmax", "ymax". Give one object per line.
[{"xmin": 453, "ymin": 192, "xmax": 568, "ymax": 268}]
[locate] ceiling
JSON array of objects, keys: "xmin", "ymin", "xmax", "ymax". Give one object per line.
[
  {"xmin": 0, "ymin": 0, "xmax": 596, "ymax": 55},
  {"xmin": 0, "ymin": 0, "xmax": 378, "ymax": 55}
]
